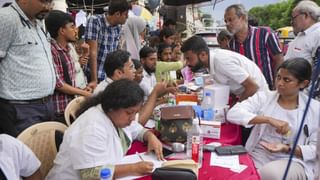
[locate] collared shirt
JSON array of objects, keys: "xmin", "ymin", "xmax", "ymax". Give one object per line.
[
  {"xmin": 46, "ymin": 105, "xmax": 146, "ymax": 180},
  {"xmin": 0, "ymin": 134, "xmax": 41, "ymax": 179},
  {"xmin": 209, "ymin": 49, "xmax": 269, "ymax": 96},
  {"xmin": 0, "ymin": 2, "xmax": 56, "ymax": 100},
  {"xmin": 229, "ymin": 26, "xmax": 282, "ymax": 89},
  {"xmin": 84, "ymin": 14, "xmax": 122, "ymax": 82},
  {"xmin": 93, "ymin": 77, "xmax": 113, "ymax": 95},
  {"xmin": 140, "ymin": 69, "xmax": 157, "ymax": 99},
  {"xmin": 285, "ymin": 22, "xmax": 320, "ymax": 64},
  {"xmin": 51, "ymin": 40, "xmax": 76, "ymax": 115}
]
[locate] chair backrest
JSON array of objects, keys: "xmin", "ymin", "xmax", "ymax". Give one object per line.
[
  {"xmin": 64, "ymin": 96, "xmax": 86, "ymax": 126},
  {"xmin": 17, "ymin": 122, "xmax": 68, "ymax": 178}
]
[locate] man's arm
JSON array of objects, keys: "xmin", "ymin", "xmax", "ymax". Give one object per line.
[
  {"xmin": 24, "ymin": 169, "xmax": 42, "ymax": 180},
  {"xmin": 239, "ymin": 77, "xmax": 259, "ymax": 101},
  {"xmin": 271, "ymin": 53, "xmax": 284, "ymax": 86},
  {"xmin": 86, "ymin": 40, "xmax": 98, "ymax": 89},
  {"xmin": 56, "ymin": 83, "xmax": 91, "ymax": 97}
]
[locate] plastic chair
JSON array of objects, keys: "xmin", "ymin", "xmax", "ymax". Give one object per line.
[
  {"xmin": 64, "ymin": 96, "xmax": 86, "ymax": 126},
  {"xmin": 17, "ymin": 122, "xmax": 68, "ymax": 178}
]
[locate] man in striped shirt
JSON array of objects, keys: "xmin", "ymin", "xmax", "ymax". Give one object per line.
[
  {"xmin": 46, "ymin": 10, "xmax": 92, "ymax": 122},
  {"xmin": 224, "ymin": 4, "xmax": 284, "ymax": 90}
]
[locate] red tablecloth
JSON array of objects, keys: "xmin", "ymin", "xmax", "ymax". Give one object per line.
[{"xmin": 126, "ymin": 123, "xmax": 260, "ymax": 180}]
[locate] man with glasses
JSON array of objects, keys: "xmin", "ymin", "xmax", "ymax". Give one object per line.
[
  {"xmin": 285, "ymin": 0, "xmax": 320, "ymax": 64},
  {"xmin": 224, "ymin": 4, "xmax": 283, "ymax": 90},
  {"xmin": 0, "ymin": 0, "xmax": 55, "ymax": 136},
  {"xmin": 285, "ymin": 0, "xmax": 320, "ymax": 100}
]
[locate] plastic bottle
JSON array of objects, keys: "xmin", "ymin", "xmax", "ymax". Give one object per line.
[
  {"xmin": 186, "ymin": 120, "xmax": 203, "ymax": 168},
  {"xmin": 100, "ymin": 168, "xmax": 111, "ymax": 180},
  {"xmin": 201, "ymin": 92, "xmax": 214, "ymax": 121}
]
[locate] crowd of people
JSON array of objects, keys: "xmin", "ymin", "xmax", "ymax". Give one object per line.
[{"xmin": 0, "ymin": 0, "xmax": 319, "ymax": 179}]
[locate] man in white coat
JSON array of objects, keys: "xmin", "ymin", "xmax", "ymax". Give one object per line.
[{"xmin": 181, "ymin": 35, "xmax": 269, "ymax": 102}]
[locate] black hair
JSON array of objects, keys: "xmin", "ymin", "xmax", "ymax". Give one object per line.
[
  {"xmin": 76, "ymin": 79, "xmax": 144, "ymax": 117},
  {"xmin": 163, "ymin": 19, "xmax": 176, "ymax": 27},
  {"xmin": 159, "ymin": 27, "xmax": 175, "ymax": 42},
  {"xmin": 217, "ymin": 29, "xmax": 232, "ymax": 42},
  {"xmin": 104, "ymin": 50, "xmax": 131, "ymax": 78},
  {"xmin": 181, "ymin": 35, "xmax": 209, "ymax": 54},
  {"xmin": 139, "ymin": 46, "xmax": 157, "ymax": 59},
  {"xmin": 132, "ymin": 59, "xmax": 142, "ymax": 69},
  {"xmin": 157, "ymin": 43, "xmax": 172, "ymax": 56},
  {"xmin": 277, "ymin": 58, "xmax": 312, "ymax": 83},
  {"xmin": 45, "ymin": 10, "xmax": 74, "ymax": 39},
  {"xmin": 108, "ymin": 0, "xmax": 130, "ymax": 15}
]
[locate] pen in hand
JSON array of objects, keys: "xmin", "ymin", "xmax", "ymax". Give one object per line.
[{"xmin": 136, "ymin": 152, "xmax": 144, "ymax": 161}]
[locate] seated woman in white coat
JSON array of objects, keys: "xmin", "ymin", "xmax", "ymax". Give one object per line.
[
  {"xmin": 46, "ymin": 79, "xmax": 164, "ymax": 180},
  {"xmin": 227, "ymin": 58, "xmax": 319, "ymax": 180}
]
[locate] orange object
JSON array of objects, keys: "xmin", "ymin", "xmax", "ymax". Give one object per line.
[{"xmin": 175, "ymin": 94, "xmax": 199, "ymax": 105}]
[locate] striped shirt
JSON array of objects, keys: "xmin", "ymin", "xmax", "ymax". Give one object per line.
[
  {"xmin": 51, "ymin": 40, "xmax": 76, "ymax": 115},
  {"xmin": 229, "ymin": 26, "xmax": 282, "ymax": 89},
  {"xmin": 84, "ymin": 14, "xmax": 121, "ymax": 82}
]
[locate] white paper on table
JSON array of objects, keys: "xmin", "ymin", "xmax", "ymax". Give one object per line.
[
  {"xmin": 210, "ymin": 152, "xmax": 240, "ymax": 170},
  {"xmin": 116, "ymin": 152, "xmax": 165, "ymax": 180},
  {"xmin": 144, "ymin": 119, "xmax": 156, "ymax": 129},
  {"xmin": 230, "ymin": 164, "xmax": 247, "ymax": 173}
]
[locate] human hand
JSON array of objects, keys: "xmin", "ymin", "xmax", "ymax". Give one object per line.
[
  {"xmin": 87, "ymin": 81, "xmax": 97, "ymax": 90},
  {"xmin": 268, "ymin": 117, "xmax": 290, "ymax": 135},
  {"xmin": 133, "ymin": 161, "xmax": 154, "ymax": 175},
  {"xmin": 79, "ymin": 56, "xmax": 89, "ymax": 66},
  {"xmin": 80, "ymin": 42, "xmax": 90, "ymax": 56},
  {"xmin": 259, "ymin": 141, "xmax": 289, "ymax": 153},
  {"xmin": 146, "ymin": 133, "xmax": 164, "ymax": 160},
  {"xmin": 84, "ymin": 86, "xmax": 93, "ymax": 93}
]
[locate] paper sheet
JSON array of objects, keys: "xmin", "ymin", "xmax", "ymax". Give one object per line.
[
  {"xmin": 116, "ymin": 152, "xmax": 165, "ymax": 180},
  {"xmin": 210, "ymin": 152, "xmax": 240, "ymax": 170}
]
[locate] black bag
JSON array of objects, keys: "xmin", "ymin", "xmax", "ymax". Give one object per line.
[
  {"xmin": 152, "ymin": 167, "xmax": 197, "ymax": 180},
  {"xmin": 159, "ymin": 106, "xmax": 194, "ymax": 143}
]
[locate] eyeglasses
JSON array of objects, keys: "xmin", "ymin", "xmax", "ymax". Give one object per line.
[{"xmin": 291, "ymin": 13, "xmax": 303, "ymax": 21}]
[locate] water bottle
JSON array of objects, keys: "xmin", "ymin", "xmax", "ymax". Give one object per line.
[
  {"xmin": 100, "ymin": 168, "xmax": 111, "ymax": 180},
  {"xmin": 201, "ymin": 92, "xmax": 214, "ymax": 121},
  {"xmin": 186, "ymin": 120, "xmax": 203, "ymax": 168}
]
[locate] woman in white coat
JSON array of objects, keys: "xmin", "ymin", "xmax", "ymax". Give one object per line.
[
  {"xmin": 46, "ymin": 79, "xmax": 163, "ymax": 180},
  {"xmin": 227, "ymin": 58, "xmax": 319, "ymax": 180}
]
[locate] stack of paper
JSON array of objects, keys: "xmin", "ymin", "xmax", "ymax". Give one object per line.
[{"xmin": 210, "ymin": 152, "xmax": 247, "ymax": 173}]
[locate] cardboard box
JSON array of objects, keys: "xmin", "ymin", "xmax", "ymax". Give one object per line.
[
  {"xmin": 203, "ymin": 84, "xmax": 230, "ymax": 108},
  {"xmin": 200, "ymin": 120, "xmax": 221, "ymax": 139}
]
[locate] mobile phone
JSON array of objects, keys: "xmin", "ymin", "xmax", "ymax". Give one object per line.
[{"xmin": 203, "ymin": 144, "xmax": 216, "ymax": 152}]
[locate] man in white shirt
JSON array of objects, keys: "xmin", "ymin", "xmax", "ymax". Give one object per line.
[
  {"xmin": 284, "ymin": 1, "xmax": 320, "ymax": 99},
  {"xmin": 181, "ymin": 35, "xmax": 269, "ymax": 102},
  {"xmin": 0, "ymin": 134, "xmax": 41, "ymax": 180},
  {"xmin": 139, "ymin": 46, "xmax": 157, "ymax": 98},
  {"xmin": 93, "ymin": 50, "xmax": 174, "ymax": 126},
  {"xmin": 285, "ymin": 0, "xmax": 320, "ymax": 63}
]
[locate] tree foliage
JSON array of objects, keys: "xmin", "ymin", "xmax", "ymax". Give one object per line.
[{"xmin": 248, "ymin": 0, "xmax": 320, "ymax": 30}]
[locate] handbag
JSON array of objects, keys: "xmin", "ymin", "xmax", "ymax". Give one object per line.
[
  {"xmin": 152, "ymin": 160, "xmax": 198, "ymax": 180},
  {"xmin": 159, "ymin": 105, "xmax": 194, "ymax": 143}
]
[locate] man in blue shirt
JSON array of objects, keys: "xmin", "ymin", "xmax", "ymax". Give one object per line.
[{"xmin": 84, "ymin": 0, "xmax": 130, "ymax": 89}]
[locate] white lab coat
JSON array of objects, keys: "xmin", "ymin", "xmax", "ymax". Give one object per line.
[{"xmin": 227, "ymin": 91, "xmax": 319, "ymax": 180}]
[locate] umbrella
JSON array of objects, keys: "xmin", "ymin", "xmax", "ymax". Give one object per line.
[{"xmin": 131, "ymin": 5, "xmax": 153, "ymax": 21}]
